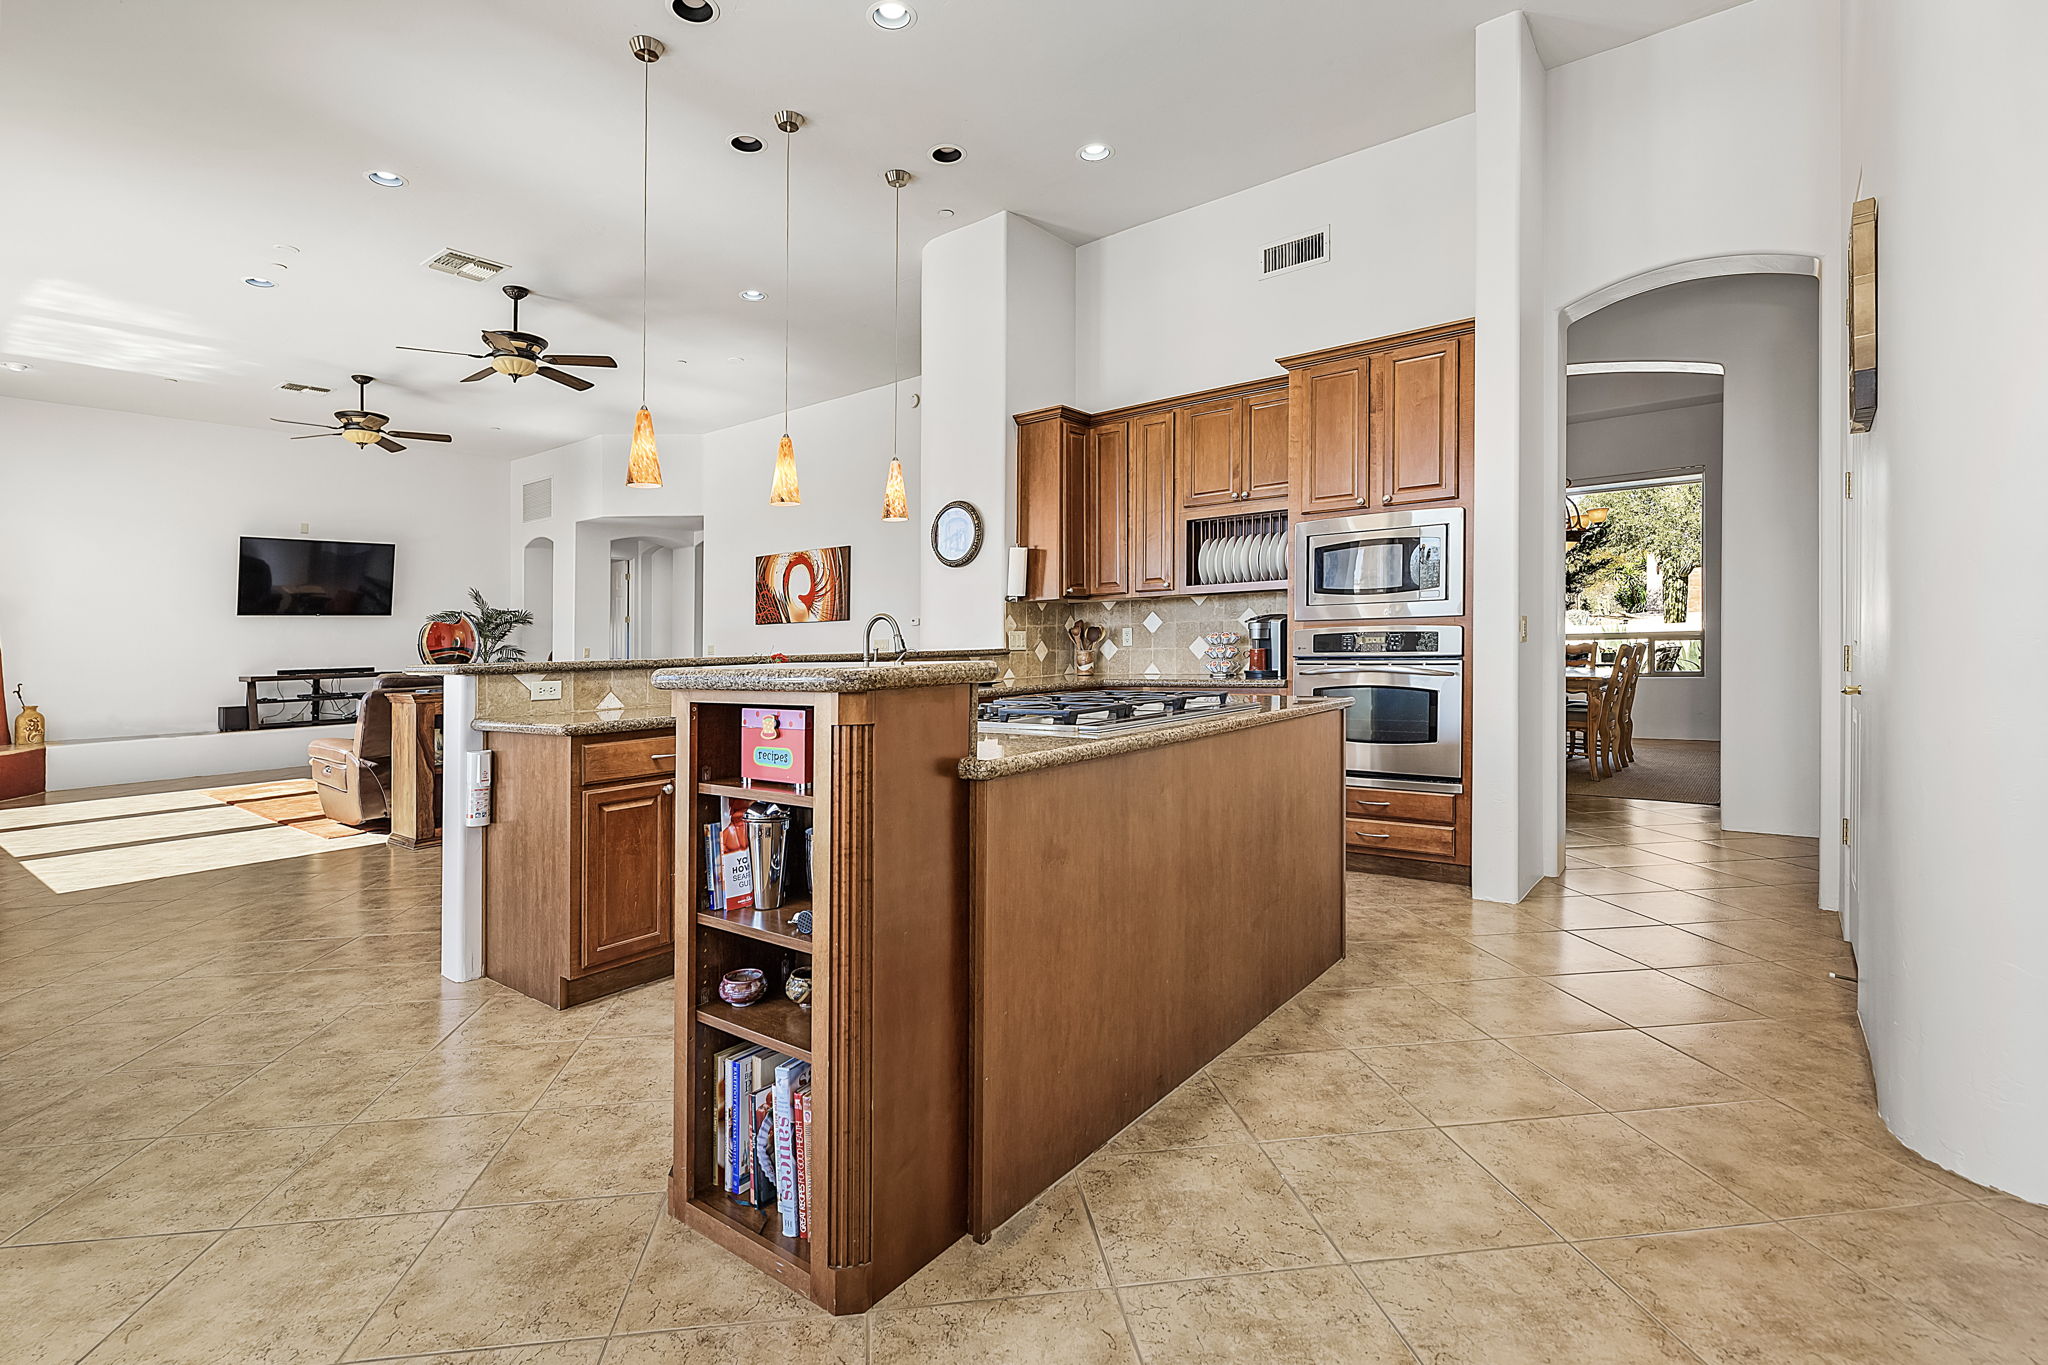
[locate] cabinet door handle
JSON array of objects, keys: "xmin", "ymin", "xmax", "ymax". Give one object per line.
[
  {"xmin": 1355, "ymin": 832, "xmax": 1391, "ymax": 840},
  {"xmin": 650, "ymin": 752, "xmax": 677, "ymax": 760},
  {"xmin": 1352, "ymin": 800, "xmax": 1389, "ymax": 807},
  {"xmin": 661, "ymin": 783, "xmax": 675, "ymax": 794},
  {"xmin": 1382, "ymin": 493, "xmax": 1393, "ymax": 505}
]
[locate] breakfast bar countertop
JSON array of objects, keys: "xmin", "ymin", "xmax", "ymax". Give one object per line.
[
  {"xmin": 960, "ymin": 695, "xmax": 1348, "ymax": 780},
  {"xmin": 472, "ymin": 710, "xmax": 673, "ymax": 737},
  {"xmin": 652, "ymin": 660, "xmax": 1000, "ymax": 693}
]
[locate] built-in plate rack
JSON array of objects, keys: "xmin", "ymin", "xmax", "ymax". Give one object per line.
[{"xmin": 1186, "ymin": 509, "xmax": 1289, "ymax": 590}]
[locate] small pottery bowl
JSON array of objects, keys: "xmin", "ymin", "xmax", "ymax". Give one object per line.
[
  {"xmin": 785, "ymin": 966, "xmax": 813, "ymax": 1010},
  {"xmin": 718, "ymin": 967, "xmax": 767, "ymax": 1007}
]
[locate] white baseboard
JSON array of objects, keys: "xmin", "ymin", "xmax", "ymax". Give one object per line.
[{"xmin": 46, "ymin": 726, "xmax": 353, "ymax": 790}]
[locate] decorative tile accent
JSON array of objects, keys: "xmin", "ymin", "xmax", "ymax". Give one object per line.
[
  {"xmin": 1143, "ymin": 612, "xmax": 1164, "ymax": 634},
  {"xmin": 1100, "ymin": 640, "xmax": 1118, "ymax": 660}
]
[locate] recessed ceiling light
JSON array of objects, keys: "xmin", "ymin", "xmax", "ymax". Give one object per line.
[
  {"xmin": 243, "ymin": 277, "xmax": 277, "ymax": 288},
  {"xmin": 1077, "ymin": 142, "xmax": 1114, "ymax": 162},
  {"xmin": 730, "ymin": 135, "xmax": 763, "ymax": 154},
  {"xmin": 0, "ymin": 361, "xmax": 30, "ymax": 372},
  {"xmin": 727, "ymin": 356, "xmax": 745, "ymax": 363},
  {"xmin": 869, "ymin": 1, "xmax": 916, "ymax": 29},
  {"xmin": 929, "ymin": 144, "xmax": 963, "ymax": 164},
  {"xmin": 937, "ymin": 207, "xmax": 956, "ymax": 218},
  {"xmin": 671, "ymin": 0, "xmax": 718, "ymax": 21},
  {"xmin": 739, "ymin": 289, "xmax": 767, "ymax": 301},
  {"xmin": 272, "ymin": 243, "xmax": 301, "ymax": 254},
  {"xmin": 365, "ymin": 170, "xmax": 407, "ymax": 188}
]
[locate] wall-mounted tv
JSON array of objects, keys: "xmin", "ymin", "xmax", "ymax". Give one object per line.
[{"xmin": 237, "ymin": 536, "xmax": 396, "ymax": 616}]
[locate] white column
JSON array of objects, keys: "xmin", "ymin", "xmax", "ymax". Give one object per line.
[{"xmin": 438, "ymin": 673, "xmax": 485, "ymax": 981}]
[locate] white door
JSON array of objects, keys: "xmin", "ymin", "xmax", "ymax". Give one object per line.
[
  {"xmin": 1839, "ymin": 449, "xmax": 1864, "ymax": 942},
  {"xmin": 609, "ymin": 558, "xmax": 632, "ymax": 660}
]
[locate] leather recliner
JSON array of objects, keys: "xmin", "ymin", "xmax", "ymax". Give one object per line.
[{"xmin": 309, "ymin": 674, "xmax": 441, "ymax": 827}]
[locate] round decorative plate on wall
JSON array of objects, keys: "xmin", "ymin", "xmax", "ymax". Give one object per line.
[{"xmin": 930, "ymin": 500, "xmax": 984, "ymax": 567}]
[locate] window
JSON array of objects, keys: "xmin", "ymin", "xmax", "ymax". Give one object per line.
[{"xmin": 1566, "ymin": 472, "xmax": 1705, "ymax": 676}]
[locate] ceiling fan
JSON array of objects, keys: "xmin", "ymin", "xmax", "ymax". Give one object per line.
[
  {"xmin": 396, "ymin": 284, "xmax": 617, "ymax": 391},
  {"xmin": 269, "ymin": 375, "xmax": 452, "ymax": 453}
]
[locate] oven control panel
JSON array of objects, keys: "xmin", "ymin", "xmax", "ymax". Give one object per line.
[{"xmin": 1302, "ymin": 624, "xmax": 1464, "ymax": 657}]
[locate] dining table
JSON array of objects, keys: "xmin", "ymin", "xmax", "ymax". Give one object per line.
[{"xmin": 1565, "ymin": 663, "xmax": 1612, "ymax": 701}]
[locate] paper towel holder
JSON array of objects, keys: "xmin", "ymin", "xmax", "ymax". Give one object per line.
[{"xmin": 1004, "ymin": 545, "xmax": 1031, "ymax": 599}]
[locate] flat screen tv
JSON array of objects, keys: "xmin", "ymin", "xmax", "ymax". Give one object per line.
[{"xmin": 237, "ymin": 536, "xmax": 396, "ymax": 616}]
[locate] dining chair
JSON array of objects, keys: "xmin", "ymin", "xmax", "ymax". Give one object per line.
[
  {"xmin": 1616, "ymin": 641, "xmax": 1648, "ymax": 766},
  {"xmin": 1565, "ymin": 640, "xmax": 1595, "ymax": 665},
  {"xmin": 1566, "ymin": 649, "xmax": 1628, "ymax": 778}
]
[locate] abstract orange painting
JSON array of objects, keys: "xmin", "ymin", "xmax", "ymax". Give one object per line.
[{"xmin": 755, "ymin": 546, "xmax": 851, "ymax": 624}]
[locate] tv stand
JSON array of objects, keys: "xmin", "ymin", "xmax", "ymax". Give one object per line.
[{"xmin": 236, "ymin": 668, "xmax": 381, "ymax": 731}]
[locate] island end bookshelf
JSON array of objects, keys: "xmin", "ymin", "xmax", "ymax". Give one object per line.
[{"xmin": 667, "ymin": 680, "xmax": 975, "ymax": 1315}]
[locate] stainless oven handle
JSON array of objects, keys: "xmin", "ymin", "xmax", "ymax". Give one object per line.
[{"xmin": 1294, "ymin": 664, "xmax": 1459, "ymax": 677}]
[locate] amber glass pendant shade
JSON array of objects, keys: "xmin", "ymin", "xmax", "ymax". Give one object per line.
[
  {"xmin": 769, "ymin": 432, "xmax": 801, "ymax": 504},
  {"xmin": 881, "ymin": 455, "xmax": 908, "ymax": 521},
  {"xmin": 626, "ymin": 406, "xmax": 662, "ymax": 487}
]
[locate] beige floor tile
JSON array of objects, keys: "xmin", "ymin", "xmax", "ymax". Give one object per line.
[
  {"xmin": 1536, "ymin": 898, "xmax": 1661, "ymax": 930},
  {"xmin": 1592, "ymin": 889, "xmax": 1768, "ymax": 924},
  {"xmin": 1728, "ymin": 859, "xmax": 1822, "ymax": 887},
  {"xmin": 348, "ymin": 1195, "xmax": 659, "ymax": 1357},
  {"xmin": 1693, "ymin": 882, "xmax": 1830, "ymax": 912},
  {"xmin": 1102, "ymin": 1074, "xmax": 1251, "ymax": 1152},
  {"xmin": 1623, "ymin": 862, "xmax": 1766, "ymax": 892},
  {"xmin": 1569, "ymin": 845, "xmax": 1684, "ymax": 868},
  {"xmin": 462, "ymin": 1104, "xmax": 670, "ymax": 1206},
  {"xmin": 1466, "ymin": 931, "xmax": 1645, "ymax": 976},
  {"xmin": 0, "ymin": 1232, "xmax": 215, "ymax": 1365},
  {"xmin": 0, "ymin": 1014, "xmax": 207, "ymax": 1079},
  {"xmin": 1121, "ymin": 1264, "xmax": 1412, "ymax": 1363},
  {"xmin": 1548, "ymin": 970, "xmax": 1759, "ymax": 1027},
  {"xmin": 1987, "ymin": 1196, "xmax": 2048, "ymax": 1239},
  {"xmin": 1205, "ymin": 1049, "xmax": 1428, "ymax": 1140},
  {"xmin": 1077, "ymin": 1144, "xmax": 1336, "ymax": 1283},
  {"xmin": 80, "ymin": 973, "xmax": 288, "ymax": 1022},
  {"xmin": 1570, "ymin": 924, "xmax": 1758, "ymax": 968},
  {"xmin": 870, "ymin": 1289, "xmax": 1136, "ymax": 1365},
  {"xmin": 1265, "ymin": 1127, "xmax": 1556, "ymax": 1261},
  {"xmin": 246, "ymin": 1113, "xmax": 520, "ymax": 1223},
  {"xmin": 0, "ymin": 1139, "xmax": 148, "ymax": 1239},
  {"xmin": 1216, "ymin": 1001, "xmax": 1342, "ymax": 1058},
  {"xmin": 10, "ymin": 1124, "xmax": 338, "ymax": 1243},
  {"xmin": 1503, "ymin": 1028, "xmax": 1757, "ymax": 1110},
  {"xmin": 1341, "ymin": 936, "xmax": 1526, "ymax": 984},
  {"xmin": 1307, "ymin": 952, "xmax": 1406, "ymax": 991},
  {"xmin": 1619, "ymin": 1101, "xmax": 1959, "ymax": 1218},
  {"xmin": 1787, "ymin": 1202, "xmax": 2048, "ymax": 1360},
  {"xmin": 1357, "ymin": 1243, "xmax": 1694, "ymax": 1363},
  {"xmin": 1415, "ymin": 976, "xmax": 1628, "ymax": 1038},
  {"xmin": 85, "ymin": 1212, "xmax": 444, "ymax": 1365},
  {"xmin": 122, "ymin": 1006, "xmax": 336, "ymax": 1069},
  {"xmin": 1557, "ymin": 868, "xmax": 1673, "ymax": 897},
  {"xmin": 1665, "ymin": 962, "xmax": 1860, "ymax": 1019},
  {"xmin": 1581, "ymin": 1223, "xmax": 1970, "ymax": 1363},
  {"xmin": 536, "ymin": 1035, "xmax": 673, "ymax": 1108},
  {"xmin": 444, "ymin": 996, "xmax": 608, "ymax": 1048},
  {"xmin": 1292, "ymin": 985, "xmax": 1486, "ymax": 1048},
  {"xmin": 2, "ymin": 1067, "xmax": 250, "ymax": 1144},
  {"xmin": 173, "ymin": 1047, "xmax": 414, "ymax": 1133},
  {"xmin": 1359, "ymin": 1038, "xmax": 1599, "ymax": 1125},
  {"xmin": 297, "ymin": 999, "xmax": 483, "ymax": 1058},
  {"xmin": 613, "ymin": 1214, "xmax": 824, "ymax": 1332},
  {"xmin": 1624, "ymin": 838, "xmax": 1763, "ymax": 864},
  {"xmin": 175, "ymin": 936, "xmax": 353, "ymax": 976},
  {"xmin": 604, "ymin": 1319, "xmax": 863, "ymax": 1364},
  {"xmin": 1411, "ymin": 899, "xmax": 1567, "ymax": 937},
  {"xmin": 1448, "ymin": 1112, "xmax": 1765, "ymax": 1239},
  {"xmin": 880, "ymin": 1180, "xmax": 1107, "ymax": 1308},
  {"xmin": 1645, "ymin": 1018, "xmax": 1870, "ymax": 1095},
  {"xmin": 591, "ymin": 980, "xmax": 677, "ymax": 1037},
  {"xmin": 361, "ymin": 1042, "xmax": 579, "ymax": 1121}
]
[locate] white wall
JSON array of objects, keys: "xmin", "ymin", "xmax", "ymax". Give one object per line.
[
  {"xmin": 1077, "ymin": 117, "xmax": 1476, "ymax": 412},
  {"xmin": 1566, "ymin": 393, "xmax": 1723, "ymax": 742},
  {"xmin": 1840, "ymin": 0, "xmax": 2048, "ymax": 1203},
  {"xmin": 0, "ymin": 395, "xmax": 506, "ymax": 779},
  {"xmin": 1568, "ymin": 276, "xmax": 1819, "ymax": 834}
]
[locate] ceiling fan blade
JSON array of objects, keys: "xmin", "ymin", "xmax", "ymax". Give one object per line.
[
  {"xmin": 541, "ymin": 354, "xmax": 617, "ymax": 368},
  {"xmin": 270, "ymin": 418, "xmax": 339, "ymax": 428},
  {"xmin": 387, "ymin": 431, "xmax": 452, "ymax": 442},
  {"xmin": 460, "ymin": 367, "xmax": 498, "ymax": 383},
  {"xmin": 376, "ymin": 438, "xmax": 407, "ymax": 453},
  {"xmin": 396, "ymin": 345, "xmax": 489, "ymax": 358},
  {"xmin": 536, "ymin": 366, "xmax": 595, "ymax": 392},
  {"xmin": 290, "ymin": 431, "xmax": 338, "ymax": 440},
  {"xmin": 482, "ymin": 330, "xmax": 528, "ymax": 352}
]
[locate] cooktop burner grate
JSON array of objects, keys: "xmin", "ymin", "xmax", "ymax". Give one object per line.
[{"xmin": 976, "ymin": 689, "xmax": 1258, "ymax": 734}]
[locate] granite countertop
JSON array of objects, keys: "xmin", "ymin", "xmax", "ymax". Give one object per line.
[
  {"xmin": 959, "ymin": 696, "xmax": 1349, "ymax": 780},
  {"xmin": 653, "ymin": 660, "xmax": 1001, "ymax": 694},
  {"xmin": 474, "ymin": 710, "xmax": 673, "ymax": 737},
  {"xmin": 981, "ymin": 676, "xmax": 1291, "ymax": 699},
  {"xmin": 426, "ymin": 648, "xmax": 1008, "ymax": 677}
]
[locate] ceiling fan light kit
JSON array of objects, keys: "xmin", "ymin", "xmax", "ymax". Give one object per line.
[{"xmin": 270, "ymin": 375, "xmax": 452, "ymax": 455}]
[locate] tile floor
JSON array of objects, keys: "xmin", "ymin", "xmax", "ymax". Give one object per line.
[{"xmin": 4, "ymin": 778, "xmax": 2046, "ymax": 1363}]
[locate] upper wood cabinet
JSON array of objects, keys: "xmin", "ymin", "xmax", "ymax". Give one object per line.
[
  {"xmin": 1375, "ymin": 335, "xmax": 1464, "ymax": 506},
  {"xmin": 1014, "ymin": 409, "xmax": 1092, "ymax": 600},
  {"xmin": 1294, "ymin": 357, "xmax": 1371, "ymax": 514},
  {"xmin": 1129, "ymin": 411, "xmax": 1177, "ymax": 594},
  {"xmin": 1176, "ymin": 390, "xmax": 1289, "ymax": 511},
  {"xmin": 1086, "ymin": 420, "xmax": 1131, "ymax": 597},
  {"xmin": 1286, "ymin": 322, "xmax": 1474, "ymax": 519},
  {"xmin": 1244, "ymin": 391, "xmax": 1292, "ymax": 501}
]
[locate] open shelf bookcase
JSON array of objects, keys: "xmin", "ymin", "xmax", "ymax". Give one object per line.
[{"xmin": 667, "ymin": 680, "xmax": 975, "ymax": 1315}]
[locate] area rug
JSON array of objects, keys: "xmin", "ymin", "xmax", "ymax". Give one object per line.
[
  {"xmin": 1567, "ymin": 738, "xmax": 1721, "ymax": 804},
  {"xmin": 203, "ymin": 778, "xmax": 365, "ymax": 839}
]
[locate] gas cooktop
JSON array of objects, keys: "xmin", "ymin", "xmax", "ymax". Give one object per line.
[{"xmin": 976, "ymin": 689, "xmax": 1259, "ymax": 736}]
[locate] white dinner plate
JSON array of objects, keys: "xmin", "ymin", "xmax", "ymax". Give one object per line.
[
  {"xmin": 1266, "ymin": 531, "xmax": 1284, "ymax": 578},
  {"xmin": 1199, "ymin": 539, "xmax": 1216, "ymax": 583},
  {"xmin": 1228, "ymin": 536, "xmax": 1247, "ymax": 581}
]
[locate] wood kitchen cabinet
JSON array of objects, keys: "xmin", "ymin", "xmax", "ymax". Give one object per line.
[
  {"xmin": 1128, "ymin": 411, "xmax": 1177, "ymax": 593},
  {"xmin": 1244, "ymin": 389, "xmax": 1292, "ymax": 501},
  {"xmin": 483, "ymin": 728, "xmax": 678, "ymax": 1007},
  {"xmin": 1376, "ymin": 333, "xmax": 1466, "ymax": 506},
  {"xmin": 1285, "ymin": 321, "xmax": 1474, "ymax": 519},
  {"xmin": 1176, "ymin": 388, "xmax": 1290, "ymax": 511},
  {"xmin": 1293, "ymin": 355, "xmax": 1372, "ymax": 514},
  {"xmin": 1086, "ymin": 420, "xmax": 1131, "ymax": 596},
  {"xmin": 1013, "ymin": 408, "xmax": 1091, "ymax": 600}
]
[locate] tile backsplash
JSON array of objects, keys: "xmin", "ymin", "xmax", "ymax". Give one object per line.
[{"xmin": 1003, "ymin": 592, "xmax": 1287, "ymax": 687}]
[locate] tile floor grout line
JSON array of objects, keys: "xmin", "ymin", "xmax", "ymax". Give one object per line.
[
  {"xmin": 1067, "ymin": 1150, "xmax": 1149, "ymax": 1363},
  {"xmin": 599, "ymin": 1192, "xmax": 668, "ymax": 1341}
]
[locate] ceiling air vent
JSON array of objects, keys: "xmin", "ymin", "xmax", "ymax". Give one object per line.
[
  {"xmin": 1260, "ymin": 227, "xmax": 1329, "ymax": 278},
  {"xmin": 521, "ymin": 478, "xmax": 553, "ymax": 523},
  {"xmin": 422, "ymin": 248, "xmax": 511, "ymax": 283},
  {"xmin": 277, "ymin": 381, "xmax": 331, "ymax": 393}
]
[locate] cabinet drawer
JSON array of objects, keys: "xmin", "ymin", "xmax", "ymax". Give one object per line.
[
  {"xmin": 580, "ymin": 734, "xmax": 676, "ymax": 787},
  {"xmin": 1347, "ymin": 817, "xmax": 1457, "ymax": 858},
  {"xmin": 1345, "ymin": 787, "xmax": 1456, "ymax": 825}
]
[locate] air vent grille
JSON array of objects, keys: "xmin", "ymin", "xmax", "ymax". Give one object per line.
[
  {"xmin": 423, "ymin": 248, "xmax": 510, "ymax": 282},
  {"xmin": 278, "ymin": 382, "xmax": 331, "ymax": 393},
  {"xmin": 521, "ymin": 478, "xmax": 553, "ymax": 523},
  {"xmin": 1260, "ymin": 228, "xmax": 1329, "ymax": 277}
]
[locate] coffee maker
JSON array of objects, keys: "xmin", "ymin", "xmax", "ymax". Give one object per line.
[{"xmin": 1246, "ymin": 614, "xmax": 1287, "ymax": 680}]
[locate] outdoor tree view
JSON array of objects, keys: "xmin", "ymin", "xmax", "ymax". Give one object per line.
[{"xmin": 1565, "ymin": 478, "xmax": 1705, "ymax": 673}]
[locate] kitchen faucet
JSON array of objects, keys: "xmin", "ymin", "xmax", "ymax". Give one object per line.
[{"xmin": 863, "ymin": 613, "xmax": 908, "ymax": 665}]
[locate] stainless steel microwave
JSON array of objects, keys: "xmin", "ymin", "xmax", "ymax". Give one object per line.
[{"xmin": 1295, "ymin": 507, "xmax": 1464, "ymax": 621}]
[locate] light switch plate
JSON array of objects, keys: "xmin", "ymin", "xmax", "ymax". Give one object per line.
[
  {"xmin": 1121, "ymin": 627, "xmax": 1134, "ymax": 646},
  {"xmin": 1007, "ymin": 630, "xmax": 1027, "ymax": 650}
]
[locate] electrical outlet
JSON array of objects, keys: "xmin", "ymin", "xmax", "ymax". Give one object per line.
[
  {"xmin": 531, "ymin": 680, "xmax": 562, "ymax": 701},
  {"xmin": 1120, "ymin": 627, "xmax": 1134, "ymax": 646},
  {"xmin": 1520, "ymin": 615, "xmax": 1529, "ymax": 643},
  {"xmin": 1007, "ymin": 630, "xmax": 1027, "ymax": 650},
  {"xmin": 299, "ymin": 522, "xmax": 310, "ymax": 535}
]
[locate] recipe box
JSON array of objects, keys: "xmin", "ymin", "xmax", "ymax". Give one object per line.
[{"xmin": 740, "ymin": 706, "xmax": 812, "ymax": 788}]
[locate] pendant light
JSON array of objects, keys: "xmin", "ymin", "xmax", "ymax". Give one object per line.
[
  {"xmin": 625, "ymin": 36, "xmax": 665, "ymax": 489},
  {"xmin": 768, "ymin": 111, "xmax": 807, "ymax": 505},
  {"xmin": 881, "ymin": 169, "xmax": 913, "ymax": 521}
]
